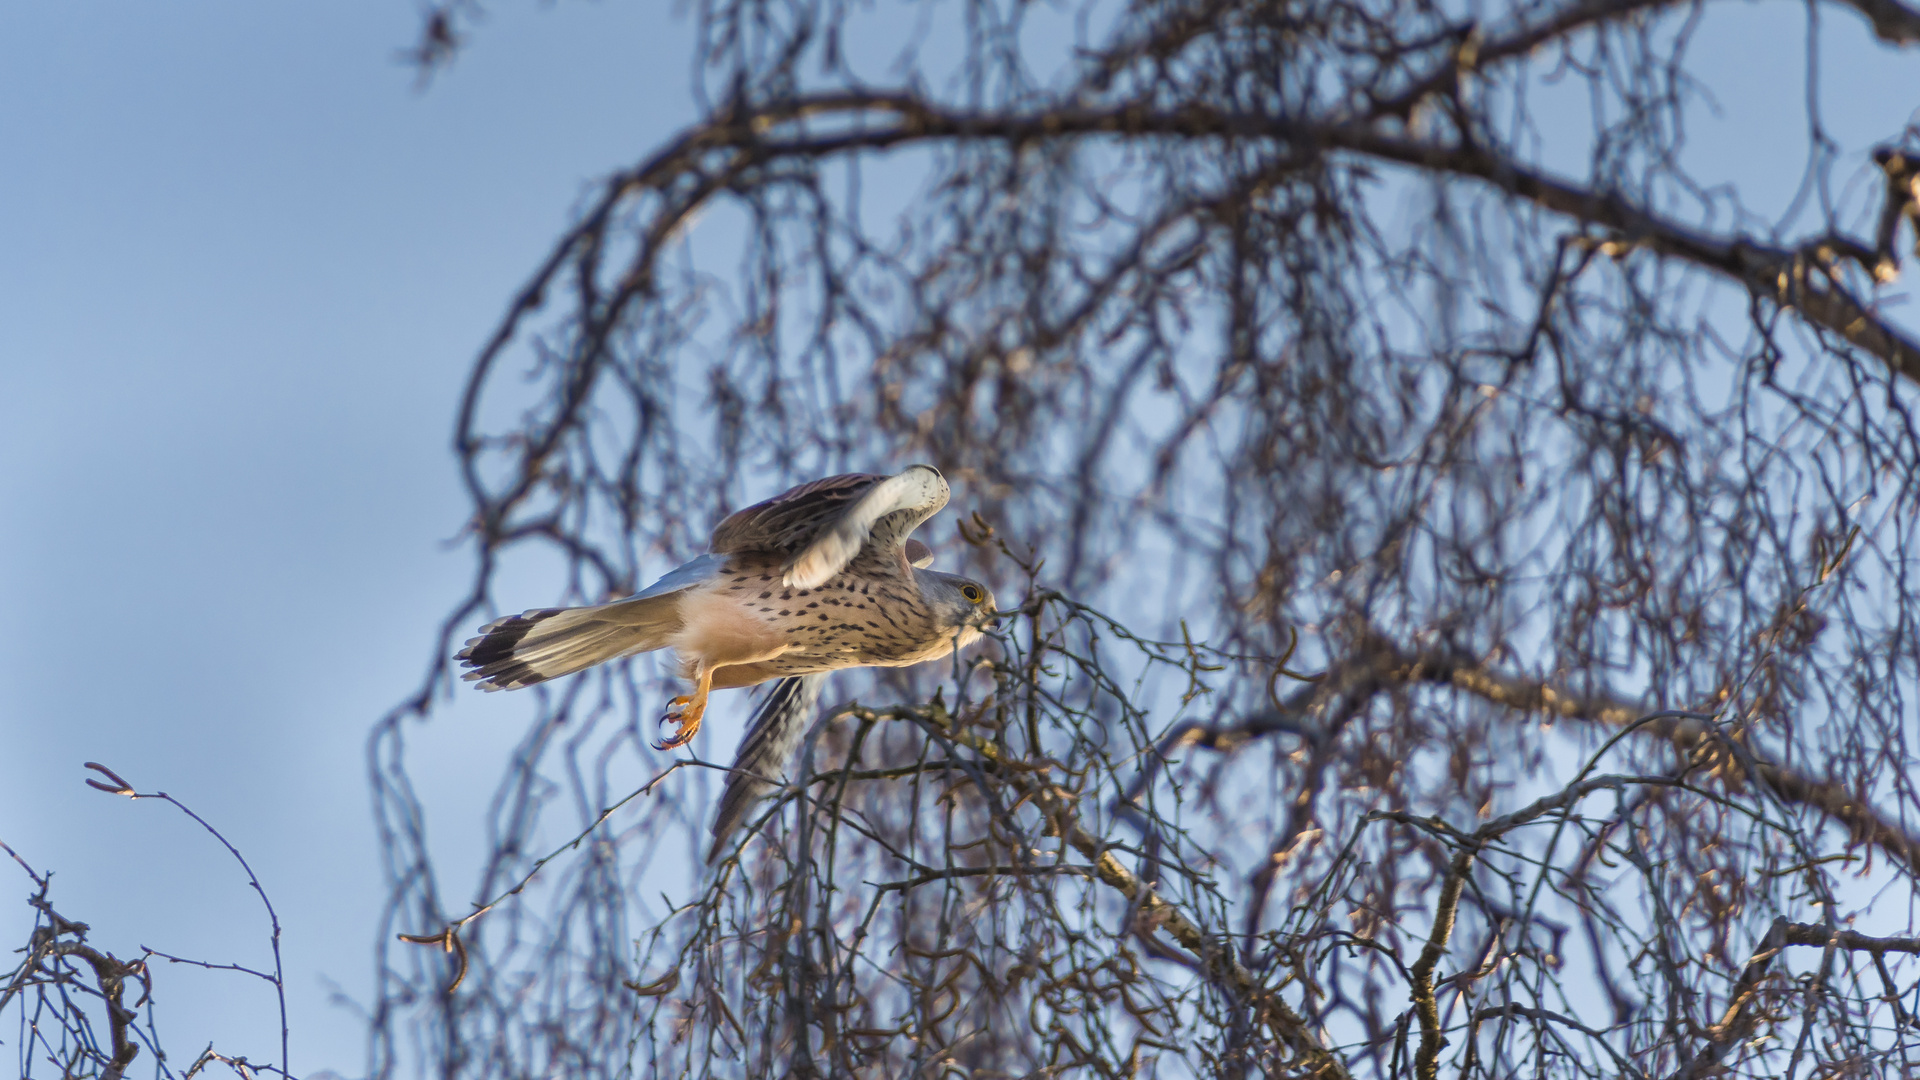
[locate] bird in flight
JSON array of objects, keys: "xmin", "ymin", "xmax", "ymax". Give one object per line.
[{"xmin": 456, "ymin": 465, "xmax": 998, "ymax": 857}]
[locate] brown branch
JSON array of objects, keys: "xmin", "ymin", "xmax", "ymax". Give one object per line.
[
  {"xmin": 1446, "ymin": 0, "xmax": 1920, "ymax": 88},
  {"xmin": 1397, "ymin": 650, "xmax": 1920, "ymax": 877},
  {"xmin": 1778, "ymin": 920, "xmax": 1920, "ymax": 954},
  {"xmin": 1875, "ymin": 146, "xmax": 1920, "ymax": 282},
  {"xmin": 1469, "ymin": 1004, "xmax": 1638, "ymax": 1072},
  {"xmin": 1408, "ymin": 848, "xmax": 1473, "ymax": 1080},
  {"xmin": 85, "ymin": 763, "xmax": 291, "ymax": 1077},
  {"xmin": 874, "ymin": 864, "xmax": 1095, "ymax": 893},
  {"xmin": 397, "ymin": 760, "xmax": 689, "ymax": 994},
  {"xmin": 1102, "ymin": 0, "xmax": 1919, "ymax": 116},
  {"xmin": 1385, "ymin": 772, "xmax": 1688, "ymax": 1079},
  {"xmin": 898, "ymin": 702, "xmax": 1355, "ymax": 1080},
  {"xmin": 39, "ymin": 937, "xmax": 146, "ymax": 1080},
  {"xmin": 1670, "ymin": 916, "xmax": 1804, "ymax": 1079},
  {"xmin": 1369, "ymin": 0, "xmax": 1694, "ymax": 120},
  {"xmin": 601, "ymin": 94, "xmax": 1920, "ymax": 388},
  {"xmin": 0, "ymin": 837, "xmax": 43, "ymax": 888},
  {"xmin": 1321, "ymin": 128, "xmax": 1920, "ymax": 382},
  {"xmin": 1239, "ymin": 651, "xmax": 1400, "ymax": 950}
]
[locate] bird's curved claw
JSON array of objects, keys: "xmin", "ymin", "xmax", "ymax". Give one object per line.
[{"xmin": 654, "ymin": 694, "xmax": 705, "ymax": 751}]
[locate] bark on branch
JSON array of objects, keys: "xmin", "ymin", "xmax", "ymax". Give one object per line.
[
  {"xmin": 1384, "ymin": 772, "xmax": 1693, "ymax": 1079},
  {"xmin": 1397, "ymin": 650, "xmax": 1920, "ymax": 878},
  {"xmin": 890, "ymin": 702, "xmax": 1356, "ymax": 1080},
  {"xmin": 2, "ymin": 895, "xmax": 147, "ymax": 1080},
  {"xmin": 1667, "ymin": 915, "xmax": 1920, "ymax": 1078},
  {"xmin": 1407, "ymin": 848, "xmax": 1473, "ymax": 1080},
  {"xmin": 540, "ymin": 91, "xmax": 1920, "ymax": 395}
]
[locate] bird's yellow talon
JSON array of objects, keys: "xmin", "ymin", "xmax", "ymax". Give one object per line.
[{"xmin": 654, "ymin": 691, "xmax": 708, "ymax": 751}]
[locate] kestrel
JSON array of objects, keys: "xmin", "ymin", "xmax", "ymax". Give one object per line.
[{"xmin": 456, "ymin": 465, "xmax": 998, "ymax": 854}]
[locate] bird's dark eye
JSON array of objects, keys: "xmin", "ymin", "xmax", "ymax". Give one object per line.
[{"xmin": 961, "ymin": 585, "xmax": 982, "ymax": 603}]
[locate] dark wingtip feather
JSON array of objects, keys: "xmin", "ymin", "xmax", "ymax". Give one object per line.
[
  {"xmin": 707, "ymin": 674, "xmax": 824, "ymax": 863},
  {"xmin": 707, "ymin": 774, "xmax": 771, "ymax": 864}
]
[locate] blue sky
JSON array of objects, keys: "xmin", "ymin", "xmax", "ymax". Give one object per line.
[
  {"xmin": 0, "ymin": 3, "xmax": 700, "ymax": 1072},
  {"xmin": 1, "ymin": 2, "xmax": 1915, "ymax": 1077}
]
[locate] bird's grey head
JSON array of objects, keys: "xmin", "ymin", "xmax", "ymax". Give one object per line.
[{"xmin": 917, "ymin": 569, "xmax": 1000, "ymax": 647}]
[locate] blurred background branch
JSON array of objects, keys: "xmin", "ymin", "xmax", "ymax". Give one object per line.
[{"xmin": 363, "ymin": 0, "xmax": 1920, "ymax": 1075}]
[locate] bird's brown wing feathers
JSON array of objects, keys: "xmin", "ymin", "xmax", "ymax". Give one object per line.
[
  {"xmin": 708, "ymin": 466, "xmax": 949, "ymax": 589},
  {"xmin": 708, "ymin": 472, "xmax": 884, "ymax": 556}
]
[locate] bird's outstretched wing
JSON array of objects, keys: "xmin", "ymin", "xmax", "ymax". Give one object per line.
[
  {"xmin": 457, "ymin": 553, "xmax": 724, "ymax": 691},
  {"xmin": 707, "ymin": 672, "xmax": 827, "ymax": 863},
  {"xmin": 709, "ymin": 465, "xmax": 949, "ymax": 589}
]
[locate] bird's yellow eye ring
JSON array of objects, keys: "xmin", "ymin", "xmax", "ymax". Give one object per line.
[{"xmin": 961, "ymin": 584, "xmax": 984, "ymax": 604}]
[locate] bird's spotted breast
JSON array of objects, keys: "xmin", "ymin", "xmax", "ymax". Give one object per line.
[{"xmin": 700, "ymin": 545, "xmax": 963, "ymax": 680}]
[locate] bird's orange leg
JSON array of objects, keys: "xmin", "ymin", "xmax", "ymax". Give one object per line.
[{"xmin": 655, "ymin": 664, "xmax": 715, "ymax": 750}]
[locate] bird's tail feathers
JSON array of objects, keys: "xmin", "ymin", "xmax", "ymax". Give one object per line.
[{"xmin": 457, "ymin": 594, "xmax": 681, "ymax": 692}]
